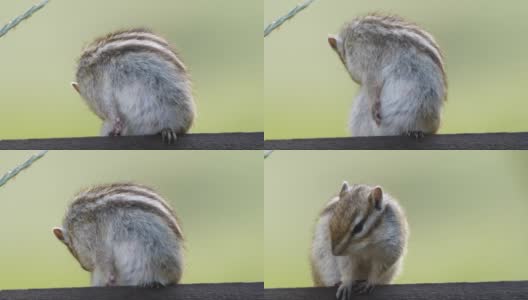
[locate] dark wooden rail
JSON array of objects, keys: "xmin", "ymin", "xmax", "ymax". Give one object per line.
[
  {"xmin": 0, "ymin": 132, "xmax": 263, "ymax": 150},
  {"xmin": 0, "ymin": 282, "xmax": 263, "ymax": 300},
  {"xmin": 265, "ymin": 132, "xmax": 528, "ymax": 150},
  {"xmin": 264, "ymin": 281, "xmax": 528, "ymax": 300}
]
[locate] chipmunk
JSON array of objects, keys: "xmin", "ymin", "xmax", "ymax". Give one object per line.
[
  {"xmin": 52, "ymin": 183, "xmax": 184, "ymax": 287},
  {"xmin": 328, "ymin": 14, "xmax": 447, "ymax": 138},
  {"xmin": 72, "ymin": 28, "xmax": 196, "ymax": 143},
  {"xmin": 310, "ymin": 182, "xmax": 409, "ymax": 299}
]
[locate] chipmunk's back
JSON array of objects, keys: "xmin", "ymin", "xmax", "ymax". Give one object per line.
[
  {"xmin": 78, "ymin": 28, "xmax": 187, "ymax": 75},
  {"xmin": 65, "ymin": 183, "xmax": 183, "ymax": 239}
]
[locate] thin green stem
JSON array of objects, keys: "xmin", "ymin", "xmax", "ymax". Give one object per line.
[
  {"xmin": 0, "ymin": 151, "xmax": 48, "ymax": 188},
  {"xmin": 0, "ymin": 0, "xmax": 50, "ymax": 39},
  {"xmin": 264, "ymin": 0, "xmax": 316, "ymax": 37}
]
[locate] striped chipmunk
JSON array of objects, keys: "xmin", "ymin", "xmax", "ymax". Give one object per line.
[
  {"xmin": 310, "ymin": 182, "xmax": 409, "ymax": 299},
  {"xmin": 328, "ymin": 14, "xmax": 447, "ymax": 138},
  {"xmin": 52, "ymin": 183, "xmax": 184, "ymax": 287},
  {"xmin": 72, "ymin": 29, "xmax": 196, "ymax": 143}
]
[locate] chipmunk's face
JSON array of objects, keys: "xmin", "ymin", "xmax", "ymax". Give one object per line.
[
  {"xmin": 329, "ymin": 182, "xmax": 385, "ymax": 256},
  {"xmin": 328, "ymin": 32, "xmax": 363, "ymax": 84},
  {"xmin": 52, "ymin": 227, "xmax": 91, "ymax": 271},
  {"xmin": 330, "ymin": 21, "xmax": 389, "ymax": 85}
]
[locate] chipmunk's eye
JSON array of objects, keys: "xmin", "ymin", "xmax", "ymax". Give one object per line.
[{"xmin": 352, "ymin": 221, "xmax": 364, "ymax": 235}]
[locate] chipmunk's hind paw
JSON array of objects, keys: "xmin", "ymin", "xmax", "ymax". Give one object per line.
[
  {"xmin": 143, "ymin": 282, "xmax": 165, "ymax": 288},
  {"xmin": 405, "ymin": 130, "xmax": 425, "ymax": 140},
  {"xmin": 108, "ymin": 118, "xmax": 123, "ymax": 136},
  {"xmin": 105, "ymin": 274, "xmax": 117, "ymax": 287},
  {"xmin": 160, "ymin": 128, "xmax": 177, "ymax": 144}
]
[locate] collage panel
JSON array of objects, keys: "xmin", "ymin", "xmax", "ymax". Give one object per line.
[
  {"xmin": 265, "ymin": 0, "xmax": 528, "ymax": 149},
  {"xmin": 0, "ymin": 0, "xmax": 262, "ymax": 146},
  {"xmin": 265, "ymin": 151, "xmax": 528, "ymax": 297},
  {"xmin": 0, "ymin": 151, "xmax": 262, "ymax": 295}
]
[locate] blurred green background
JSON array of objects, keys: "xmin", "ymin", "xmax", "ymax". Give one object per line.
[
  {"xmin": 265, "ymin": 151, "xmax": 528, "ymax": 288},
  {"xmin": 0, "ymin": 151, "xmax": 262, "ymax": 289},
  {"xmin": 0, "ymin": 0, "xmax": 262, "ymax": 139},
  {"xmin": 265, "ymin": 0, "xmax": 528, "ymax": 139}
]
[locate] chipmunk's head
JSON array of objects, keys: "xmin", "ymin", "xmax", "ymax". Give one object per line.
[
  {"xmin": 328, "ymin": 29, "xmax": 371, "ymax": 84},
  {"xmin": 329, "ymin": 14, "xmax": 446, "ymax": 87},
  {"xmin": 52, "ymin": 226, "xmax": 91, "ymax": 271},
  {"xmin": 328, "ymin": 19, "xmax": 377, "ymax": 84},
  {"xmin": 329, "ymin": 182, "xmax": 386, "ymax": 256}
]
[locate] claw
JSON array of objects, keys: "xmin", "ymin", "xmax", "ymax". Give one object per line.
[
  {"xmin": 336, "ymin": 281, "xmax": 374, "ymax": 299},
  {"xmin": 109, "ymin": 130, "xmax": 121, "ymax": 137},
  {"xmin": 144, "ymin": 282, "xmax": 164, "ymax": 288},
  {"xmin": 161, "ymin": 128, "xmax": 177, "ymax": 144},
  {"xmin": 405, "ymin": 130, "xmax": 425, "ymax": 140},
  {"xmin": 336, "ymin": 282, "xmax": 353, "ymax": 300},
  {"xmin": 351, "ymin": 280, "xmax": 374, "ymax": 294}
]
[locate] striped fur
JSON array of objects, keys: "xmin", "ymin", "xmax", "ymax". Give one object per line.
[
  {"xmin": 67, "ymin": 183, "xmax": 183, "ymax": 239},
  {"xmin": 74, "ymin": 28, "xmax": 196, "ymax": 139},
  {"xmin": 55, "ymin": 183, "xmax": 184, "ymax": 287},
  {"xmin": 79, "ymin": 29, "xmax": 186, "ymax": 72},
  {"xmin": 330, "ymin": 14, "xmax": 447, "ymax": 137},
  {"xmin": 310, "ymin": 183, "xmax": 409, "ymax": 297}
]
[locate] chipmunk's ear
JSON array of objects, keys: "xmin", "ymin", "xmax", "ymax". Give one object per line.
[
  {"xmin": 71, "ymin": 82, "xmax": 80, "ymax": 94},
  {"xmin": 328, "ymin": 34, "xmax": 341, "ymax": 51},
  {"xmin": 52, "ymin": 227, "xmax": 65, "ymax": 242},
  {"xmin": 370, "ymin": 186, "xmax": 383, "ymax": 210},
  {"xmin": 339, "ymin": 181, "xmax": 350, "ymax": 198}
]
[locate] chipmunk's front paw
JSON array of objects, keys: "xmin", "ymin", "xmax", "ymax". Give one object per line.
[
  {"xmin": 405, "ymin": 130, "xmax": 425, "ymax": 140},
  {"xmin": 336, "ymin": 282, "xmax": 353, "ymax": 300},
  {"xmin": 161, "ymin": 128, "xmax": 177, "ymax": 144},
  {"xmin": 336, "ymin": 280, "xmax": 374, "ymax": 299},
  {"xmin": 351, "ymin": 280, "xmax": 374, "ymax": 294},
  {"xmin": 372, "ymin": 103, "xmax": 382, "ymax": 126}
]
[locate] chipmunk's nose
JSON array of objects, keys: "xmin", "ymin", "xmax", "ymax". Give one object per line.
[
  {"xmin": 331, "ymin": 247, "xmax": 342, "ymax": 256},
  {"xmin": 331, "ymin": 241, "xmax": 344, "ymax": 256}
]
